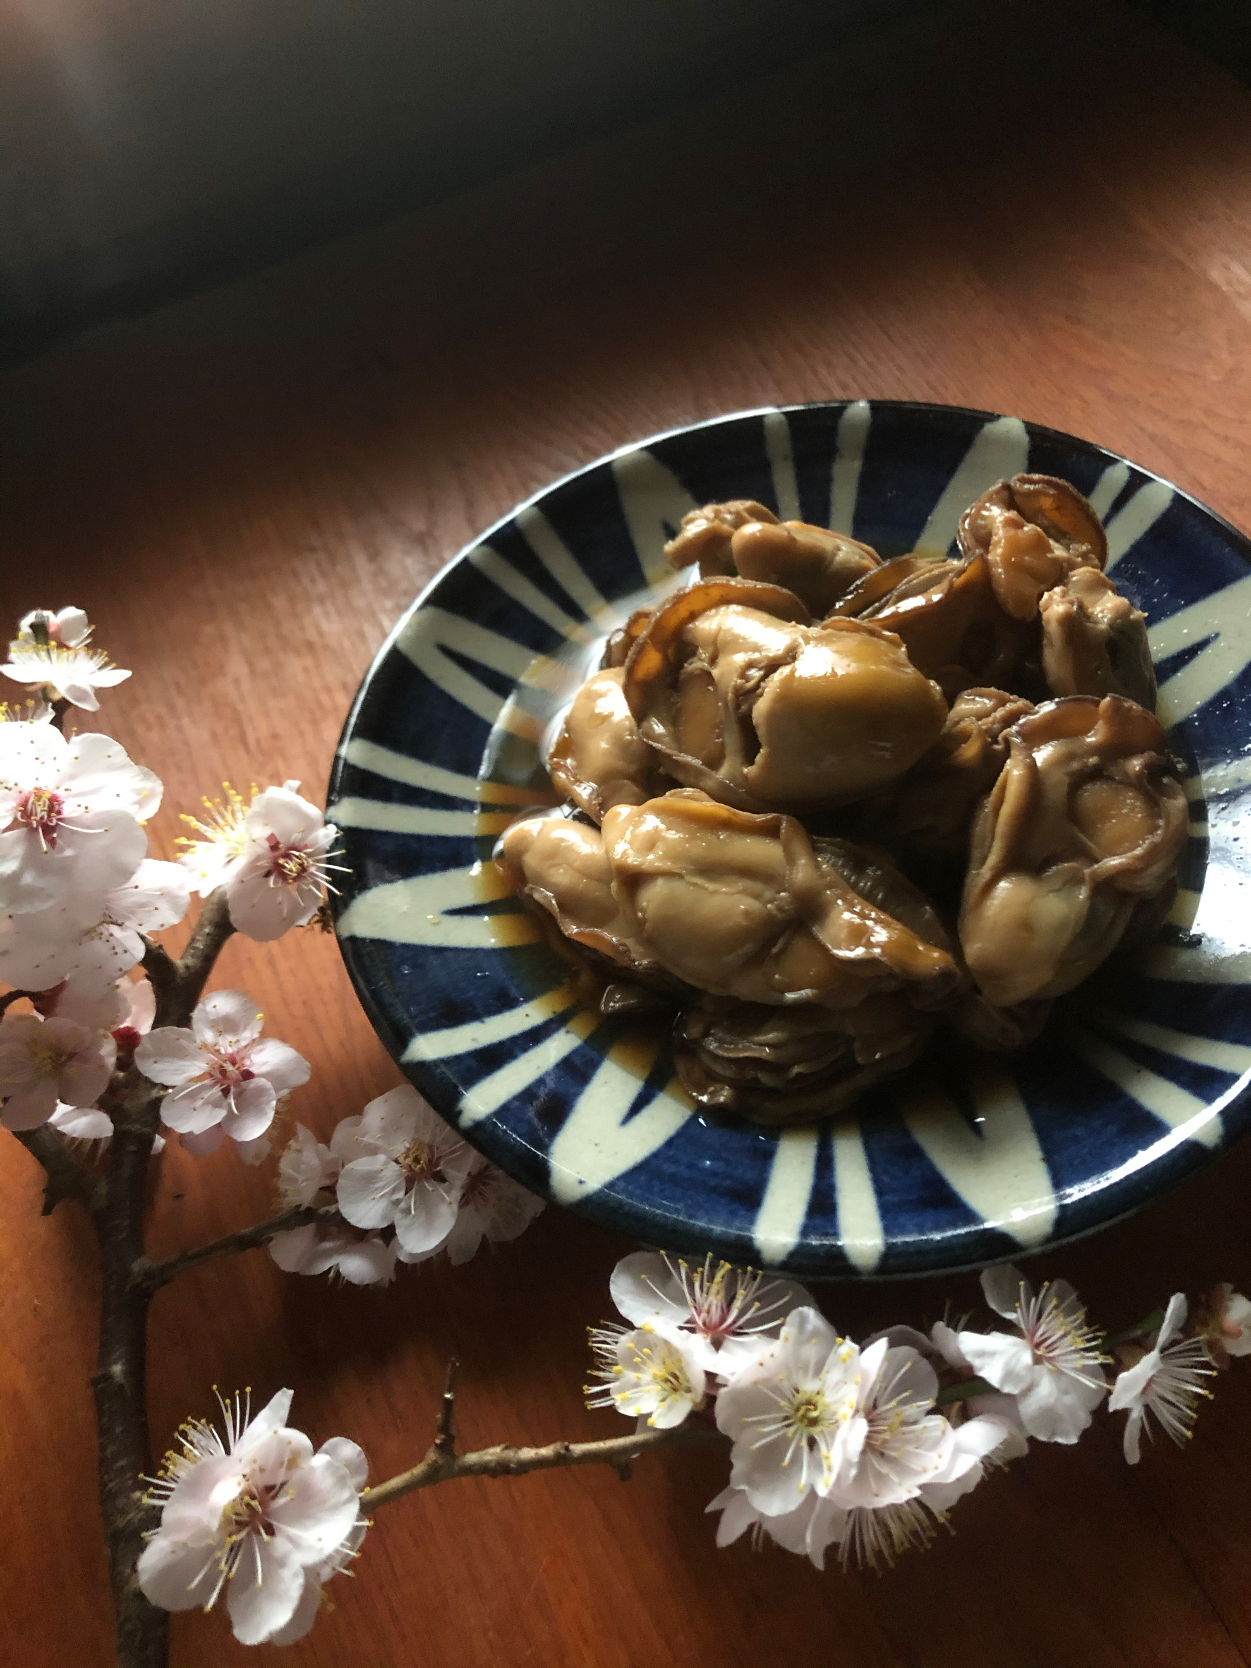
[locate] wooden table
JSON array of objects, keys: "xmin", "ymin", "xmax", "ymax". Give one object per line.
[{"xmin": 5, "ymin": 2, "xmax": 1251, "ymax": 1662}]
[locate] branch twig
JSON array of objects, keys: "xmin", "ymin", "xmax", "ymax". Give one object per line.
[
  {"xmin": 362, "ymin": 1361, "xmax": 725, "ymax": 1511},
  {"xmin": 132, "ymin": 1203, "xmax": 339, "ymax": 1292},
  {"xmin": 11, "ymin": 1125, "xmax": 104, "ymax": 1215}
]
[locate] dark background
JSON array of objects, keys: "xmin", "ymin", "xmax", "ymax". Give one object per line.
[{"xmin": 3, "ymin": 0, "xmax": 1249, "ymax": 363}]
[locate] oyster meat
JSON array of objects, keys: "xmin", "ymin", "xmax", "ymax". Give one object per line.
[
  {"xmin": 623, "ymin": 577, "xmax": 948, "ymax": 808},
  {"xmin": 959, "ymin": 694, "xmax": 1187, "ymax": 1005}
]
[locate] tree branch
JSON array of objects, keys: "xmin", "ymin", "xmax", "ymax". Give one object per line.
[
  {"xmin": 167, "ymin": 889, "xmax": 234, "ymax": 1023},
  {"xmin": 0, "ymin": 987, "xmax": 35, "ymax": 1014},
  {"xmin": 10, "ymin": 1125, "xmax": 104, "ymax": 1215},
  {"xmin": 364, "ymin": 1423, "xmax": 725, "ymax": 1510},
  {"xmin": 362, "ymin": 1363, "xmax": 725, "ymax": 1511},
  {"xmin": 132, "ymin": 1203, "xmax": 339, "ymax": 1292}
]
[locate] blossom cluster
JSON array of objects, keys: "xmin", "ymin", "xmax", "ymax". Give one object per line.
[
  {"xmin": 266, "ymin": 1083, "xmax": 544, "ymax": 1284},
  {"xmin": 0, "ymin": 605, "xmax": 344, "ymax": 1156},
  {"xmin": 138, "ymin": 1388, "xmax": 366, "ymax": 1646},
  {"xmin": 589, "ymin": 1256, "xmax": 1250, "ymax": 1570}
]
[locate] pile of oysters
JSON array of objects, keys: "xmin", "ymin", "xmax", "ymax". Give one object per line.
[{"xmin": 495, "ymin": 475, "xmax": 1188, "ymax": 1126}]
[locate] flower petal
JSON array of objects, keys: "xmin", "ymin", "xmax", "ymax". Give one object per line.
[
  {"xmin": 193, "ymin": 990, "xmax": 264, "ymax": 1048},
  {"xmin": 318, "ymin": 1437, "xmax": 368, "ymax": 1493},
  {"xmin": 244, "ymin": 1036, "xmax": 311, "ymax": 1096},
  {"xmin": 135, "ymin": 1027, "xmax": 207, "ymax": 1087},
  {"xmin": 336, "ymin": 1154, "xmax": 407, "ymax": 1229},
  {"xmin": 956, "ymin": 1330, "xmax": 1035, "ymax": 1395},
  {"xmin": 226, "ymin": 1538, "xmax": 305, "ymax": 1646},
  {"xmin": 136, "ymin": 1529, "xmax": 221, "ymax": 1614},
  {"xmin": 980, "ymin": 1263, "xmax": 1026, "ymax": 1321},
  {"xmin": 221, "ymin": 1077, "xmax": 277, "ymax": 1142}
]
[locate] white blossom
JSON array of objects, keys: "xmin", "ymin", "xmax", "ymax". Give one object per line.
[
  {"xmin": 956, "ymin": 1265, "xmax": 1107, "ymax": 1444},
  {"xmin": 609, "ymin": 1251, "xmax": 811, "ymax": 1378},
  {"xmin": 267, "ymin": 1121, "xmax": 398, "ymax": 1285},
  {"xmin": 0, "ymin": 724, "xmax": 160, "ymax": 914},
  {"xmin": 832, "ymin": 1342, "xmax": 954, "ymax": 1509},
  {"xmin": 416, "ymin": 1151, "xmax": 544, "ymax": 1266},
  {"xmin": 1, "ymin": 608, "xmax": 131, "ymax": 713},
  {"xmin": 928, "ymin": 1320, "xmax": 1030, "ymax": 1464},
  {"xmin": 1108, "ymin": 1293, "xmax": 1216, "ymax": 1464},
  {"xmin": 135, "ymin": 989, "xmax": 309, "ymax": 1148},
  {"xmin": 179, "ymin": 781, "xmax": 340, "ymax": 941},
  {"xmin": 0, "ymin": 1010, "xmax": 115, "ymax": 1130},
  {"xmin": 137, "ymin": 1388, "xmax": 365, "ymax": 1646},
  {"xmin": 1200, "ymin": 1282, "xmax": 1251, "ymax": 1365},
  {"xmin": 47, "ymin": 1101, "xmax": 114, "ymax": 1142},
  {"xmin": 267, "ymin": 1443, "xmax": 370, "ymax": 1646},
  {"xmin": 270, "ymin": 1223, "xmax": 398, "ymax": 1286},
  {"xmin": 587, "ymin": 1326, "xmax": 707, "ymax": 1427},
  {"xmin": 16, "ymin": 607, "xmax": 91, "ymax": 649},
  {"xmin": 706, "ymin": 1485, "xmax": 934, "ymax": 1572},
  {"xmin": 1, "ymin": 860, "xmax": 189, "ymax": 994},
  {"xmin": 714, "ymin": 1307, "xmax": 862, "ymax": 1514},
  {"xmin": 335, "ymin": 1086, "xmax": 471, "ymax": 1259}
]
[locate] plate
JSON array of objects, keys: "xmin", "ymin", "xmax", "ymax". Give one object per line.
[{"xmin": 329, "ymin": 401, "xmax": 1251, "ymax": 1279}]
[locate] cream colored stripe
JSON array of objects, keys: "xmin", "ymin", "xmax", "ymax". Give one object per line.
[
  {"xmin": 548, "ymin": 1053, "xmax": 690, "ymax": 1203},
  {"xmin": 752, "ymin": 1126, "xmax": 819, "ymax": 1267},
  {"xmin": 1103, "ymin": 480, "xmax": 1174, "ymax": 571},
  {"xmin": 1152, "ymin": 573, "xmax": 1251, "ymax": 724},
  {"xmin": 1167, "ymin": 888, "xmax": 1203, "ymax": 930},
  {"xmin": 337, "ymin": 738, "xmax": 543, "ymax": 806},
  {"xmin": 612, "ymin": 447, "xmax": 701, "ymax": 589},
  {"xmin": 396, "ymin": 605, "xmax": 550, "ymax": 727},
  {"xmin": 1086, "ymin": 461, "xmax": 1130, "ymax": 520},
  {"xmin": 914, "ymin": 416, "xmax": 1030, "ymax": 558},
  {"xmin": 763, "ymin": 409, "xmax": 802, "ymax": 522},
  {"xmin": 1096, "ymin": 1013, "xmax": 1251, "ymax": 1076},
  {"xmin": 515, "ymin": 506, "xmax": 613, "ymax": 623},
  {"xmin": 404, "ymin": 986, "xmax": 580, "ymax": 1062},
  {"xmin": 1073, "ymin": 1033, "xmax": 1224, "ymax": 1149},
  {"xmin": 831, "ymin": 1120, "xmax": 884, "ymax": 1273},
  {"xmin": 829, "ymin": 400, "xmax": 870, "ymax": 535},
  {"xmin": 469, "ymin": 545, "xmax": 595, "ymax": 643},
  {"xmin": 333, "ymin": 798, "xmax": 514, "ymax": 837},
  {"xmin": 337, "ymin": 868, "xmax": 539, "ymax": 951},
  {"xmin": 459, "ymin": 1017, "xmax": 596, "ymax": 1128},
  {"xmin": 902, "ymin": 1065, "xmax": 1057, "ymax": 1249}
]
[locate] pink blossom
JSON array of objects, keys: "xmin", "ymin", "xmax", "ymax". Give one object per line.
[
  {"xmin": 135, "ymin": 989, "xmax": 309, "ymax": 1148},
  {"xmin": 0, "ymin": 1010, "xmax": 115, "ymax": 1130}
]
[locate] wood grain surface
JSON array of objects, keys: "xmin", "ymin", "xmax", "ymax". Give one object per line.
[{"xmin": 4, "ymin": 2, "xmax": 1251, "ymax": 1664}]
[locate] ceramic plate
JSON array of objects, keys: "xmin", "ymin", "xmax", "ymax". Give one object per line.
[{"xmin": 329, "ymin": 402, "xmax": 1251, "ymax": 1279}]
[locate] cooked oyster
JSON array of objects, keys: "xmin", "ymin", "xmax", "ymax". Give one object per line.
[
  {"xmin": 867, "ymin": 686, "xmax": 1036, "ymax": 855},
  {"xmin": 600, "ymin": 606, "xmax": 655, "ymax": 671},
  {"xmin": 827, "ymin": 475, "xmax": 1110, "ymax": 697},
  {"xmin": 623, "ymin": 578, "xmax": 948, "ymax": 808},
  {"xmin": 830, "ymin": 553, "xmax": 948, "ymax": 619},
  {"xmin": 728, "ymin": 520, "xmax": 881, "ymax": 614},
  {"xmin": 959, "ymin": 472, "xmax": 1107, "ymax": 621},
  {"xmin": 546, "ymin": 666, "xmax": 662, "ymax": 822},
  {"xmin": 840, "ymin": 548, "xmax": 1036, "ymax": 697},
  {"xmin": 946, "ymin": 990, "xmax": 1052, "ymax": 1052},
  {"xmin": 602, "ymin": 790, "xmax": 962, "ymax": 1009},
  {"xmin": 1039, "ymin": 566, "xmax": 1156, "ymax": 709},
  {"xmin": 494, "ymin": 809, "xmax": 661, "ymax": 979},
  {"xmin": 959, "ymin": 695, "xmax": 1187, "ymax": 1006},
  {"xmin": 663, "ymin": 499, "xmax": 778, "ymax": 576},
  {"xmin": 675, "ymin": 992, "xmax": 933, "ymax": 1125}
]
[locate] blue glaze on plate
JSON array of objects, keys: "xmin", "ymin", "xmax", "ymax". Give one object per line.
[{"xmin": 329, "ymin": 401, "xmax": 1251, "ymax": 1279}]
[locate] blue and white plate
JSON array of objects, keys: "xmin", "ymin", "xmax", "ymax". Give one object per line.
[{"xmin": 329, "ymin": 402, "xmax": 1251, "ymax": 1279}]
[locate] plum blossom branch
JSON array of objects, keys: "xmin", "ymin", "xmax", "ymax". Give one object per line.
[
  {"xmin": 133, "ymin": 1203, "xmax": 341, "ymax": 1292},
  {"xmin": 362, "ymin": 1361, "xmax": 725, "ymax": 1512},
  {"xmin": 11, "ymin": 1123, "xmax": 105, "ymax": 1215}
]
